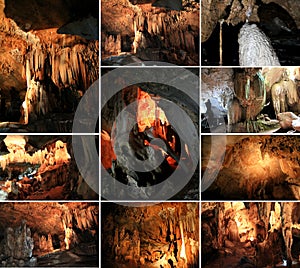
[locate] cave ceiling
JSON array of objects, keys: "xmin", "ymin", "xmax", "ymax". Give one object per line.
[
  {"xmin": 201, "ymin": 0, "xmax": 300, "ymax": 42},
  {"xmin": 4, "ymin": 0, "xmax": 99, "ymax": 31}
]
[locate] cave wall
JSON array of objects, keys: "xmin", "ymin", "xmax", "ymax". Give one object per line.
[
  {"xmin": 102, "ymin": 202, "xmax": 199, "ymax": 267},
  {"xmin": 0, "ymin": 0, "xmax": 99, "ymax": 125},
  {"xmin": 201, "ymin": 0, "xmax": 300, "ymax": 42},
  {"xmin": 202, "ymin": 135, "xmax": 300, "ymax": 200},
  {"xmin": 0, "ymin": 202, "xmax": 98, "ymax": 267},
  {"xmin": 101, "ymin": 0, "xmax": 199, "ymax": 65},
  {"xmin": 202, "ymin": 202, "xmax": 300, "ymax": 267}
]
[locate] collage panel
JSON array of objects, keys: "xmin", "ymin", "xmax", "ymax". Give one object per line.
[
  {"xmin": 101, "ymin": 67, "xmax": 199, "ymax": 201},
  {"xmin": 201, "ymin": 1, "xmax": 300, "ymax": 66},
  {"xmin": 0, "ymin": 0, "xmax": 99, "ymax": 133},
  {"xmin": 0, "ymin": 202, "xmax": 99, "ymax": 267},
  {"xmin": 101, "ymin": 201, "xmax": 199, "ymax": 268},
  {"xmin": 201, "ymin": 67, "xmax": 300, "ymax": 133},
  {"xmin": 201, "ymin": 202, "xmax": 300, "ymax": 267},
  {"xmin": 0, "ymin": 135, "xmax": 99, "ymax": 200},
  {"xmin": 101, "ymin": 0, "xmax": 199, "ymax": 66},
  {"xmin": 202, "ymin": 135, "xmax": 300, "ymax": 200}
]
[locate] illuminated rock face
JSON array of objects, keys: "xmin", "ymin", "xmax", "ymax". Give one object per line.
[
  {"xmin": 102, "ymin": 202, "xmax": 199, "ymax": 268},
  {"xmin": 0, "ymin": 0, "xmax": 98, "ymax": 130},
  {"xmin": 202, "ymin": 136, "xmax": 300, "ymax": 200},
  {"xmin": 0, "ymin": 202, "xmax": 98, "ymax": 267},
  {"xmin": 202, "ymin": 202, "xmax": 300, "ymax": 268},
  {"xmin": 0, "ymin": 135, "xmax": 98, "ymax": 200},
  {"xmin": 101, "ymin": 0, "xmax": 199, "ymax": 65},
  {"xmin": 101, "ymin": 84, "xmax": 199, "ymax": 199}
]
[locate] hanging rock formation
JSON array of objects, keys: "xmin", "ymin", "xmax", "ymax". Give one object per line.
[
  {"xmin": 202, "ymin": 202, "xmax": 300, "ymax": 267},
  {"xmin": 101, "ymin": 0, "xmax": 199, "ymax": 65},
  {"xmin": 0, "ymin": 0, "xmax": 99, "ymax": 129},
  {"xmin": 102, "ymin": 202, "xmax": 199, "ymax": 268}
]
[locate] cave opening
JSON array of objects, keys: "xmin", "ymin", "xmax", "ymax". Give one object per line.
[{"xmin": 52, "ymin": 234, "xmax": 60, "ymax": 250}]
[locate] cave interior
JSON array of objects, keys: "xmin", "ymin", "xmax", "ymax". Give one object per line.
[
  {"xmin": 0, "ymin": 0, "xmax": 99, "ymax": 132},
  {"xmin": 201, "ymin": 0, "xmax": 300, "ymax": 66},
  {"xmin": 101, "ymin": 0, "xmax": 199, "ymax": 66},
  {"xmin": 201, "ymin": 67, "xmax": 300, "ymax": 133},
  {"xmin": 202, "ymin": 202, "xmax": 300, "ymax": 268},
  {"xmin": 0, "ymin": 135, "xmax": 98, "ymax": 200},
  {"xmin": 102, "ymin": 202, "xmax": 199, "ymax": 268},
  {"xmin": 201, "ymin": 135, "xmax": 300, "ymax": 200},
  {"xmin": 101, "ymin": 80, "xmax": 199, "ymax": 200},
  {"xmin": 0, "ymin": 202, "xmax": 99, "ymax": 267}
]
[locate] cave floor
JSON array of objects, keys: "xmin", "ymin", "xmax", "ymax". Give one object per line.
[{"xmin": 37, "ymin": 249, "xmax": 98, "ymax": 267}]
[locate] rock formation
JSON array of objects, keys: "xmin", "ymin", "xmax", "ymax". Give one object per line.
[
  {"xmin": 202, "ymin": 136, "xmax": 300, "ymax": 200},
  {"xmin": 101, "ymin": 0, "xmax": 199, "ymax": 65},
  {"xmin": 102, "ymin": 202, "xmax": 199, "ymax": 268},
  {"xmin": 202, "ymin": 202, "xmax": 300, "ymax": 267},
  {"xmin": 0, "ymin": 0, "xmax": 99, "ymax": 132},
  {"xmin": 0, "ymin": 202, "xmax": 98, "ymax": 267},
  {"xmin": 238, "ymin": 23, "xmax": 280, "ymax": 66},
  {"xmin": 0, "ymin": 135, "xmax": 98, "ymax": 200}
]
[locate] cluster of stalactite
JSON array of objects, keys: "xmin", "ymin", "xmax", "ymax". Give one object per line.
[
  {"xmin": 132, "ymin": 11, "xmax": 197, "ymax": 54},
  {"xmin": 61, "ymin": 204, "xmax": 98, "ymax": 251},
  {"xmin": 25, "ymin": 39, "xmax": 98, "ymax": 91},
  {"xmin": 102, "ymin": 203, "xmax": 199, "ymax": 268},
  {"xmin": 202, "ymin": 202, "xmax": 300, "ymax": 267}
]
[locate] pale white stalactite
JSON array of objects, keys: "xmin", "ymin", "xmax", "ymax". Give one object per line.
[{"xmin": 179, "ymin": 220, "xmax": 187, "ymax": 261}]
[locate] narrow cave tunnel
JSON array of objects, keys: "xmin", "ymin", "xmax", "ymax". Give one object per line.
[
  {"xmin": 201, "ymin": 67, "xmax": 300, "ymax": 133},
  {"xmin": 0, "ymin": 202, "xmax": 99, "ymax": 267},
  {"xmin": 102, "ymin": 202, "xmax": 199, "ymax": 268},
  {"xmin": 0, "ymin": 135, "xmax": 99, "ymax": 200},
  {"xmin": 201, "ymin": 202, "xmax": 300, "ymax": 268},
  {"xmin": 101, "ymin": 72, "xmax": 199, "ymax": 200},
  {"xmin": 201, "ymin": 0, "xmax": 300, "ymax": 66}
]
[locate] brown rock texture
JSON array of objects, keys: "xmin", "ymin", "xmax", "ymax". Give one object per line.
[
  {"xmin": 0, "ymin": 202, "xmax": 98, "ymax": 267},
  {"xmin": 202, "ymin": 202, "xmax": 300, "ymax": 267},
  {"xmin": 102, "ymin": 202, "xmax": 199, "ymax": 267},
  {"xmin": 0, "ymin": 0, "xmax": 99, "ymax": 130},
  {"xmin": 101, "ymin": 0, "xmax": 199, "ymax": 65},
  {"xmin": 202, "ymin": 135, "xmax": 300, "ymax": 200}
]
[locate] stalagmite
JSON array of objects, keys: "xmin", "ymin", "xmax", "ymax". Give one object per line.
[{"xmin": 238, "ymin": 23, "xmax": 280, "ymax": 66}]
